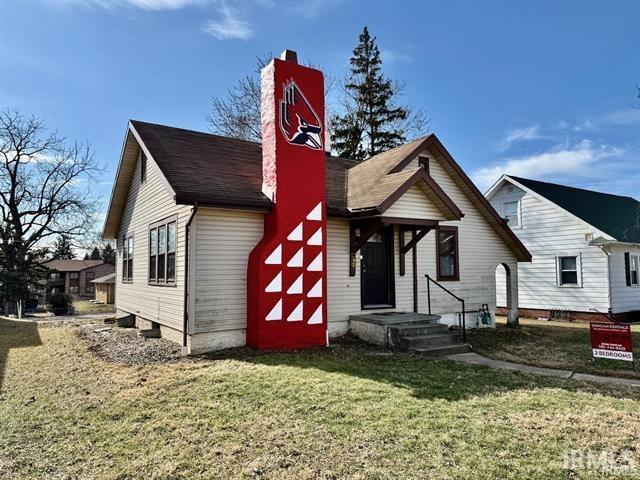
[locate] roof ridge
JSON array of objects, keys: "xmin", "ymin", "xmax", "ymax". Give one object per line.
[
  {"xmin": 130, "ymin": 119, "xmax": 263, "ymax": 148},
  {"xmin": 508, "ymin": 175, "xmax": 639, "ymax": 203}
]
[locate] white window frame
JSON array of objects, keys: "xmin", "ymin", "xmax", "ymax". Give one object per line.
[
  {"xmin": 630, "ymin": 254, "xmax": 640, "ymax": 287},
  {"xmin": 502, "ymin": 201, "xmax": 520, "ymax": 228},
  {"xmin": 556, "ymin": 253, "xmax": 582, "ymax": 288}
]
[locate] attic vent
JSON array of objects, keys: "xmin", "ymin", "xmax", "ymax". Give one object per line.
[
  {"xmin": 418, "ymin": 156, "xmax": 429, "ymax": 173},
  {"xmin": 507, "ymin": 186, "xmax": 514, "ymax": 193}
]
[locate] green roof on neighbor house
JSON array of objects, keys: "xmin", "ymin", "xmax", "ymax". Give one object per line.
[{"xmin": 508, "ymin": 175, "xmax": 640, "ymax": 243}]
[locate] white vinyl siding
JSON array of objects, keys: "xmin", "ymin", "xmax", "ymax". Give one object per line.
[
  {"xmin": 115, "ymin": 145, "xmax": 191, "ymax": 331},
  {"xmin": 488, "ymin": 181, "xmax": 611, "ymax": 312},
  {"xmin": 192, "ymin": 208, "xmax": 263, "ymax": 334},
  {"xmin": 413, "ymin": 148, "xmax": 519, "ymax": 315},
  {"xmin": 608, "ymin": 246, "xmax": 640, "ymax": 313},
  {"xmin": 384, "ymin": 184, "xmax": 446, "ymax": 220}
]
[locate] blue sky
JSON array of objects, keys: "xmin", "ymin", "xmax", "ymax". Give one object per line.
[{"xmin": 1, "ymin": 0, "xmax": 639, "ymax": 229}]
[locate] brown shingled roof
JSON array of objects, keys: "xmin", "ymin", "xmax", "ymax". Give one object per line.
[
  {"xmin": 130, "ymin": 120, "xmax": 356, "ymax": 215},
  {"xmin": 104, "ymin": 121, "xmax": 530, "ymax": 261},
  {"xmin": 44, "ymin": 259, "xmax": 104, "ymax": 272}
]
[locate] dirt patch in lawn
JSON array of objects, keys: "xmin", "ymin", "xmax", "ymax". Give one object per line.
[{"xmin": 77, "ymin": 323, "xmax": 182, "ymax": 364}]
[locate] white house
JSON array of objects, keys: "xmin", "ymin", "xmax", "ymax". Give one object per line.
[
  {"xmin": 101, "ymin": 119, "xmax": 531, "ymax": 354},
  {"xmin": 487, "ymin": 175, "xmax": 640, "ymax": 322}
]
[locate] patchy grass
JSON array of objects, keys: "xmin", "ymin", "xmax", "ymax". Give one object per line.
[
  {"xmin": 470, "ymin": 319, "xmax": 640, "ymax": 379},
  {"xmin": 73, "ymin": 299, "xmax": 115, "ymax": 315},
  {"xmin": 0, "ymin": 318, "xmax": 639, "ymax": 479}
]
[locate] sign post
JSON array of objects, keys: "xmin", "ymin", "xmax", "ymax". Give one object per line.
[{"xmin": 590, "ymin": 322, "xmax": 634, "ymax": 370}]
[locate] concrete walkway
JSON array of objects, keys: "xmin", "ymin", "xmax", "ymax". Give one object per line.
[
  {"xmin": 447, "ymin": 352, "xmax": 640, "ymax": 388},
  {"xmin": 0, "ymin": 312, "xmax": 113, "ymax": 323}
]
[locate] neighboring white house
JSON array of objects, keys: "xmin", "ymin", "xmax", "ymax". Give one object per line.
[
  {"xmin": 101, "ymin": 120, "xmax": 531, "ymax": 354},
  {"xmin": 487, "ymin": 175, "xmax": 640, "ymax": 322}
]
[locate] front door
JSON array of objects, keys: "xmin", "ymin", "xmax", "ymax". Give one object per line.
[{"xmin": 361, "ymin": 226, "xmax": 394, "ymax": 308}]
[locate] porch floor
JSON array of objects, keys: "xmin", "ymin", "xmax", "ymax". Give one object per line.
[{"xmin": 349, "ymin": 312, "xmax": 440, "ymax": 326}]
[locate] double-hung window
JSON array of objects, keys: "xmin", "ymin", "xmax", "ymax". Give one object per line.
[
  {"xmin": 557, "ymin": 255, "xmax": 580, "ymax": 286},
  {"xmin": 86, "ymin": 271, "xmax": 95, "ymax": 293},
  {"xmin": 69, "ymin": 272, "xmax": 79, "ymax": 294},
  {"xmin": 149, "ymin": 217, "xmax": 177, "ymax": 285},
  {"xmin": 437, "ymin": 227, "xmax": 459, "ymax": 281},
  {"xmin": 503, "ymin": 201, "xmax": 519, "ymax": 228},
  {"xmin": 123, "ymin": 236, "xmax": 134, "ymax": 282},
  {"xmin": 627, "ymin": 253, "xmax": 639, "ymax": 286}
]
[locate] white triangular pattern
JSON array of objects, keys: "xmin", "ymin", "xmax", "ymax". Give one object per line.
[
  {"xmin": 265, "ymin": 271, "xmax": 282, "ymax": 293},
  {"xmin": 266, "ymin": 298, "xmax": 282, "ymax": 321},
  {"xmin": 306, "ymin": 202, "xmax": 322, "ymax": 221},
  {"xmin": 287, "ymin": 222, "xmax": 303, "ymax": 241},
  {"xmin": 307, "ymin": 227, "xmax": 322, "ymax": 246},
  {"xmin": 287, "ymin": 273, "xmax": 303, "ymax": 294},
  {"xmin": 287, "ymin": 300, "xmax": 304, "ymax": 321},
  {"xmin": 265, "ymin": 244, "xmax": 282, "ymax": 265},
  {"xmin": 307, "ymin": 252, "xmax": 322, "ymax": 271},
  {"xmin": 287, "ymin": 247, "xmax": 304, "ymax": 268},
  {"xmin": 308, "ymin": 303, "xmax": 323, "ymax": 324},
  {"xmin": 307, "ymin": 278, "xmax": 322, "ymax": 298}
]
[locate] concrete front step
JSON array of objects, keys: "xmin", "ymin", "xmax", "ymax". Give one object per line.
[
  {"xmin": 349, "ymin": 313, "xmax": 441, "ymax": 326},
  {"xmin": 401, "ymin": 333, "xmax": 464, "ymax": 349},
  {"xmin": 411, "ymin": 343, "xmax": 472, "ymax": 356},
  {"xmin": 390, "ymin": 323, "xmax": 450, "ymax": 337}
]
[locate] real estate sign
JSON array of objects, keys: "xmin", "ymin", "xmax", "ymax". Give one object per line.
[{"xmin": 590, "ymin": 323, "xmax": 634, "ymax": 362}]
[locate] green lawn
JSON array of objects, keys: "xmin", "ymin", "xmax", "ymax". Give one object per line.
[
  {"xmin": 1, "ymin": 318, "xmax": 639, "ymax": 479},
  {"xmin": 470, "ymin": 319, "xmax": 640, "ymax": 379}
]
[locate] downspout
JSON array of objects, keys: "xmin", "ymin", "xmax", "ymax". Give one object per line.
[{"xmin": 182, "ymin": 203, "xmax": 198, "ymax": 354}]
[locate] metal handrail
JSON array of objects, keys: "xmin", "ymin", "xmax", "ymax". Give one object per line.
[{"xmin": 425, "ymin": 274, "xmax": 466, "ymax": 343}]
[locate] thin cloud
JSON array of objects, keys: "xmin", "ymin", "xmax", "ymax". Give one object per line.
[
  {"xmin": 62, "ymin": 0, "xmax": 206, "ymax": 9},
  {"xmin": 575, "ymin": 108, "xmax": 640, "ymax": 131},
  {"xmin": 475, "ymin": 140, "xmax": 623, "ymax": 191},
  {"xmin": 202, "ymin": 2, "xmax": 254, "ymax": 40},
  {"xmin": 381, "ymin": 49, "xmax": 413, "ymax": 64},
  {"xmin": 124, "ymin": 0, "xmax": 204, "ymax": 9},
  {"xmin": 498, "ymin": 125, "xmax": 544, "ymax": 151}
]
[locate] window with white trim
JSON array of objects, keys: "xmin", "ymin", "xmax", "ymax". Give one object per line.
[
  {"xmin": 558, "ymin": 256, "xmax": 579, "ymax": 286},
  {"xmin": 630, "ymin": 254, "xmax": 639, "ymax": 286},
  {"xmin": 122, "ymin": 236, "xmax": 133, "ymax": 283},
  {"xmin": 503, "ymin": 201, "xmax": 519, "ymax": 228},
  {"xmin": 149, "ymin": 217, "xmax": 177, "ymax": 285}
]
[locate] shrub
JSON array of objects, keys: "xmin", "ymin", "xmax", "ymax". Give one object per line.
[{"xmin": 48, "ymin": 293, "xmax": 73, "ymax": 312}]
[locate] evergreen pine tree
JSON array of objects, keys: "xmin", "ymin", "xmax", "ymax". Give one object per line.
[
  {"xmin": 50, "ymin": 235, "xmax": 75, "ymax": 260},
  {"xmin": 101, "ymin": 243, "xmax": 115, "ymax": 265},
  {"xmin": 332, "ymin": 26, "xmax": 408, "ymax": 160},
  {"xmin": 89, "ymin": 246, "xmax": 101, "ymax": 260}
]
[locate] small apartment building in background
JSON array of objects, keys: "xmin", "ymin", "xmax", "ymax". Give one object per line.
[
  {"xmin": 487, "ymin": 175, "xmax": 640, "ymax": 322},
  {"xmin": 40, "ymin": 260, "xmax": 115, "ymax": 305}
]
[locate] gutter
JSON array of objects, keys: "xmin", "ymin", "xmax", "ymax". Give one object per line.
[{"xmin": 182, "ymin": 203, "xmax": 198, "ymax": 353}]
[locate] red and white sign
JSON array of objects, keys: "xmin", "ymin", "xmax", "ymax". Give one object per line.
[
  {"xmin": 246, "ymin": 51, "xmax": 327, "ymax": 350},
  {"xmin": 590, "ymin": 323, "xmax": 634, "ymax": 362}
]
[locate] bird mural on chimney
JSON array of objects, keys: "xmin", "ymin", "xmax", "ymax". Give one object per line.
[{"xmin": 246, "ymin": 50, "xmax": 327, "ymax": 350}]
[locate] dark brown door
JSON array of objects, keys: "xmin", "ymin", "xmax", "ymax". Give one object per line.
[{"xmin": 361, "ymin": 227, "xmax": 394, "ymax": 307}]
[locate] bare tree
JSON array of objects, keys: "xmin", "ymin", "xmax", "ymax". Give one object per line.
[
  {"xmin": 208, "ymin": 54, "xmax": 336, "ymax": 143},
  {"xmin": 0, "ymin": 109, "xmax": 99, "ymax": 317}
]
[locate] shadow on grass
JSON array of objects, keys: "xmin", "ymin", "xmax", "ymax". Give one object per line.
[
  {"xmin": 0, "ymin": 317, "xmax": 42, "ymax": 390},
  {"xmin": 198, "ymin": 335, "xmax": 635, "ymax": 402}
]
